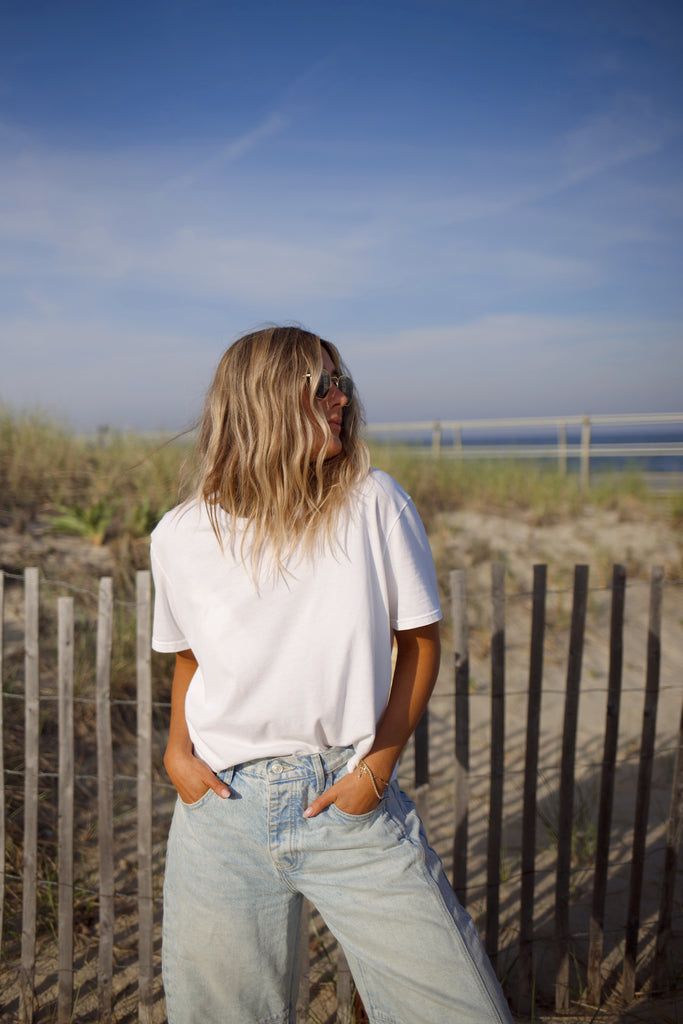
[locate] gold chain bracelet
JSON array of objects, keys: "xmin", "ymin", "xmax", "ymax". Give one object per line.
[{"xmin": 357, "ymin": 759, "xmax": 390, "ymax": 800}]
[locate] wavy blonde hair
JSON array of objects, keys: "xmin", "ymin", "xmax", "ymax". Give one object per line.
[{"xmin": 195, "ymin": 325, "xmax": 370, "ymax": 573}]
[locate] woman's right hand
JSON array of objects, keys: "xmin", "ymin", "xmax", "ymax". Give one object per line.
[{"xmin": 164, "ymin": 742, "xmax": 231, "ymax": 805}]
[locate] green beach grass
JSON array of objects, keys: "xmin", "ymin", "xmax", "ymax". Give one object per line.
[{"xmin": 1, "ymin": 407, "xmax": 677, "ymax": 543}]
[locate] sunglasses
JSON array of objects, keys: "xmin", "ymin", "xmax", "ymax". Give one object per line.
[{"xmin": 306, "ymin": 369, "xmax": 354, "ymax": 401}]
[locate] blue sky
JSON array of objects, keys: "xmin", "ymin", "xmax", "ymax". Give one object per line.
[{"xmin": 1, "ymin": 0, "xmax": 682, "ymax": 429}]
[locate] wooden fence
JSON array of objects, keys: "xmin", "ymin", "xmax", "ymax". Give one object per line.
[{"xmin": 0, "ymin": 565, "xmax": 682, "ymax": 1023}]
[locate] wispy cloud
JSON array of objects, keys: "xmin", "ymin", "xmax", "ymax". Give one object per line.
[
  {"xmin": 404, "ymin": 94, "xmax": 682, "ymax": 233},
  {"xmin": 159, "ymin": 111, "xmax": 291, "ymax": 194},
  {"xmin": 1, "ymin": 82, "xmax": 680, "ymax": 314},
  {"xmin": 553, "ymin": 95, "xmax": 680, "ymax": 193}
]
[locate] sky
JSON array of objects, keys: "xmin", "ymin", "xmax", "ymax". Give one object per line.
[{"xmin": 1, "ymin": 0, "xmax": 682, "ymax": 430}]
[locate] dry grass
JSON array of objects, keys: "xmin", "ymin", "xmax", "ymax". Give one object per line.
[
  {"xmin": 2, "ymin": 409, "xmax": 678, "ymax": 536},
  {"xmin": 0, "ymin": 408, "xmax": 192, "ymax": 535},
  {"xmin": 367, "ymin": 444, "xmax": 668, "ymax": 530}
]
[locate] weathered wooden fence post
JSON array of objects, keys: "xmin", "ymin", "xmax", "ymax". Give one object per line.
[
  {"xmin": 57, "ymin": 597, "xmax": 75, "ymax": 1024},
  {"xmin": 414, "ymin": 710, "xmax": 429, "ymax": 789},
  {"xmin": 623, "ymin": 565, "xmax": 664, "ymax": 1002},
  {"xmin": 96, "ymin": 577, "xmax": 114, "ymax": 1024},
  {"xmin": 487, "ymin": 563, "xmax": 506, "ymax": 965},
  {"xmin": 587, "ymin": 564, "xmax": 626, "ymax": 1005},
  {"xmin": 555, "ymin": 564, "xmax": 589, "ymax": 1012},
  {"xmin": 413, "ymin": 706, "xmax": 430, "ymax": 825},
  {"xmin": 137, "ymin": 570, "xmax": 154, "ymax": 1024},
  {"xmin": 20, "ymin": 567, "xmax": 39, "ymax": 1024},
  {"xmin": 451, "ymin": 569, "xmax": 469, "ymax": 906},
  {"xmin": 518, "ymin": 563, "xmax": 546, "ymax": 1014}
]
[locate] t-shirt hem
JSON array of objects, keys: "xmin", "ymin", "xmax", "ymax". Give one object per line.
[
  {"xmin": 152, "ymin": 638, "xmax": 191, "ymax": 653},
  {"xmin": 391, "ymin": 609, "xmax": 442, "ymax": 631}
]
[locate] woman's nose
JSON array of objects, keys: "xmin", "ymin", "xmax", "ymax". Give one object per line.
[{"xmin": 327, "ymin": 382, "xmax": 348, "ymax": 406}]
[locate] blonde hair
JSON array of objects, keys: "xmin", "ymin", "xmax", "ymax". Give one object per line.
[{"xmin": 195, "ymin": 325, "xmax": 370, "ymax": 573}]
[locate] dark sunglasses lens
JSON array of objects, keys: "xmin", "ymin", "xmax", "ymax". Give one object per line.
[
  {"xmin": 314, "ymin": 370, "xmax": 353, "ymax": 401},
  {"xmin": 315, "ymin": 370, "xmax": 331, "ymax": 400},
  {"xmin": 337, "ymin": 375, "xmax": 353, "ymax": 400}
]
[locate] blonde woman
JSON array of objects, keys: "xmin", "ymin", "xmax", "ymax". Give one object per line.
[{"xmin": 151, "ymin": 326, "xmax": 512, "ymax": 1024}]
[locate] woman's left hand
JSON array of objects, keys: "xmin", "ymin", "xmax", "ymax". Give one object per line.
[{"xmin": 303, "ymin": 768, "xmax": 383, "ymax": 818}]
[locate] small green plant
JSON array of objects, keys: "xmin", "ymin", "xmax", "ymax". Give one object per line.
[
  {"xmin": 49, "ymin": 497, "xmax": 119, "ymax": 545},
  {"xmin": 568, "ymin": 945, "xmax": 587, "ymax": 1003},
  {"xmin": 499, "ymin": 837, "xmax": 517, "ymax": 884}
]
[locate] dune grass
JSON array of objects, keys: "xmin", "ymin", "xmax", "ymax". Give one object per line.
[
  {"xmin": 0, "ymin": 408, "xmax": 677, "ymax": 542},
  {"xmin": 367, "ymin": 444, "xmax": 665, "ymax": 530},
  {"xmin": 0, "ymin": 408, "xmax": 192, "ymax": 535}
]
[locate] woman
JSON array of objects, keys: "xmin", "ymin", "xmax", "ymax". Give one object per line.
[{"xmin": 151, "ymin": 326, "xmax": 512, "ymax": 1024}]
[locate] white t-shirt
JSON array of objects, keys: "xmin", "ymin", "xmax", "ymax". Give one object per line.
[{"xmin": 150, "ymin": 468, "xmax": 441, "ymax": 773}]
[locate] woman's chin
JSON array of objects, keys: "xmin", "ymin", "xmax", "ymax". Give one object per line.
[{"xmin": 325, "ymin": 437, "xmax": 343, "ymax": 460}]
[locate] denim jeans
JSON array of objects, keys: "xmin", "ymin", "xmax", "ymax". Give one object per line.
[{"xmin": 162, "ymin": 746, "xmax": 512, "ymax": 1024}]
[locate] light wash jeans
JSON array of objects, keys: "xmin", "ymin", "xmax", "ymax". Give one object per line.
[{"xmin": 163, "ymin": 746, "xmax": 512, "ymax": 1024}]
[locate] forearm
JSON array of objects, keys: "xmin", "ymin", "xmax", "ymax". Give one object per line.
[
  {"xmin": 304, "ymin": 621, "xmax": 440, "ymax": 818},
  {"xmin": 364, "ymin": 621, "xmax": 441, "ymax": 782},
  {"xmin": 165, "ymin": 649, "xmax": 198, "ymax": 759}
]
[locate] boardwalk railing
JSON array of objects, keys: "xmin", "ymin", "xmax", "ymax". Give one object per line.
[
  {"xmin": 1, "ymin": 566, "xmax": 682, "ymax": 1022},
  {"xmin": 365, "ymin": 411, "xmax": 683, "ymax": 488}
]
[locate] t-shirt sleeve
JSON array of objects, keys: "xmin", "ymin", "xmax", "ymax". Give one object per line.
[
  {"xmin": 384, "ymin": 498, "xmax": 441, "ymax": 631},
  {"xmin": 150, "ymin": 543, "xmax": 191, "ymax": 653}
]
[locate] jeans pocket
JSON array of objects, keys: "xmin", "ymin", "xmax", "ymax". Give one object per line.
[
  {"xmin": 328, "ymin": 801, "xmax": 383, "ymax": 825},
  {"xmin": 178, "ymin": 786, "xmax": 214, "ymax": 810}
]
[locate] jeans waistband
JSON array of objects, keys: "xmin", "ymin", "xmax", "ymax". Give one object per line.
[{"xmin": 219, "ymin": 745, "xmax": 354, "ymax": 787}]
